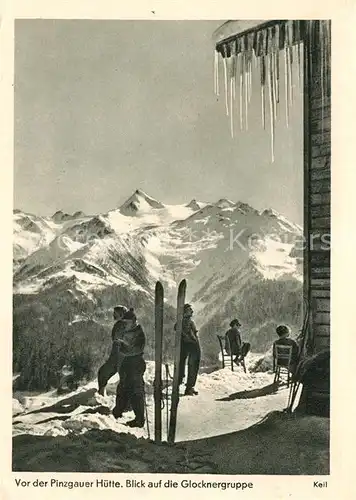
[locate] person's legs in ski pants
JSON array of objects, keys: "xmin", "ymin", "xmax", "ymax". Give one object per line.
[
  {"xmin": 114, "ymin": 356, "xmax": 146, "ymax": 423},
  {"xmin": 113, "ymin": 361, "xmax": 130, "ymax": 417},
  {"xmin": 128, "ymin": 357, "xmax": 146, "ymax": 423},
  {"xmin": 98, "ymin": 345, "xmax": 118, "ymax": 394},
  {"xmin": 186, "ymin": 341, "xmax": 201, "ymax": 391}
]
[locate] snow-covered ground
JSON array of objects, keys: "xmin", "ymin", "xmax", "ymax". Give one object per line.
[{"xmin": 13, "ymin": 358, "xmax": 294, "ymax": 443}]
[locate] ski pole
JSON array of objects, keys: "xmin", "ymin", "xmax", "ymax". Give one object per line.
[
  {"xmin": 165, "ymin": 363, "xmax": 169, "ymax": 439},
  {"xmin": 144, "ymin": 388, "xmax": 150, "ymax": 439},
  {"xmin": 289, "ymin": 381, "xmax": 301, "ymax": 412}
]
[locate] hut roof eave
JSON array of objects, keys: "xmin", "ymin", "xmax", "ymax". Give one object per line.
[
  {"xmin": 214, "ymin": 20, "xmax": 303, "ymax": 57},
  {"xmin": 213, "ymin": 20, "xmax": 269, "ymax": 44}
]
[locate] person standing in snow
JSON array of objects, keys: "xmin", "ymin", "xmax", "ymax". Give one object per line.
[
  {"xmin": 225, "ymin": 319, "xmax": 243, "ymax": 365},
  {"xmin": 177, "ymin": 304, "xmax": 201, "ymax": 396},
  {"xmin": 97, "ymin": 305, "xmax": 128, "ymax": 396},
  {"xmin": 112, "ymin": 308, "xmax": 146, "ymax": 428}
]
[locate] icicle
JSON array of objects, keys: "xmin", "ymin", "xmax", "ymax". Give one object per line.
[
  {"xmin": 230, "ymin": 76, "xmax": 234, "ymax": 137},
  {"xmin": 272, "ymin": 56, "xmax": 277, "ymax": 120},
  {"xmin": 247, "ymin": 34, "xmax": 253, "ymax": 103},
  {"xmin": 249, "ymin": 38, "xmax": 253, "ymax": 103},
  {"xmin": 222, "ymin": 45, "xmax": 229, "ymax": 116},
  {"xmin": 253, "ymin": 48, "xmax": 258, "ymax": 69},
  {"xmin": 238, "ymin": 52, "xmax": 243, "ymax": 130},
  {"xmin": 287, "ymin": 21, "xmax": 293, "ymax": 105},
  {"xmin": 232, "ymin": 40, "xmax": 237, "ymax": 102},
  {"xmin": 247, "ymin": 55, "xmax": 250, "ymax": 103},
  {"xmin": 268, "ymin": 27, "xmax": 277, "ymax": 121},
  {"xmin": 244, "ymin": 55, "xmax": 248, "ymax": 130},
  {"xmin": 228, "ymin": 42, "xmax": 236, "ymax": 138},
  {"xmin": 267, "ymin": 56, "xmax": 275, "ymax": 163},
  {"xmin": 275, "ymin": 24, "xmax": 280, "ymax": 104},
  {"xmin": 247, "ymin": 57, "xmax": 252, "ymax": 104},
  {"xmin": 260, "ymin": 56, "xmax": 266, "ymax": 129},
  {"xmin": 214, "ymin": 50, "xmax": 216, "ymax": 95},
  {"xmin": 232, "ymin": 72, "xmax": 236, "ymax": 102},
  {"xmin": 296, "ymin": 20, "xmax": 302, "ymax": 87},
  {"xmin": 295, "ymin": 22, "xmax": 299, "ymax": 87},
  {"xmin": 241, "ymin": 37, "xmax": 248, "ymax": 130},
  {"xmin": 286, "ymin": 45, "xmax": 291, "ymax": 110},
  {"xmin": 261, "ymin": 29, "xmax": 268, "ymax": 129},
  {"xmin": 217, "ymin": 51, "xmax": 220, "ymax": 96},
  {"xmin": 214, "ymin": 50, "xmax": 219, "ymax": 96},
  {"xmin": 284, "ymin": 45, "xmax": 289, "ymax": 128}
]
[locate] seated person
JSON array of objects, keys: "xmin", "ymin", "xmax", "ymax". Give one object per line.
[
  {"xmin": 225, "ymin": 319, "xmax": 242, "ymax": 365},
  {"xmin": 272, "ymin": 324, "xmax": 299, "ymax": 374}
]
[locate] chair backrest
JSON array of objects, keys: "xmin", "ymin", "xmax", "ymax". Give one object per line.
[
  {"xmin": 217, "ymin": 334, "xmax": 229, "ymax": 354},
  {"xmin": 275, "ymin": 344, "xmax": 293, "ymax": 366}
]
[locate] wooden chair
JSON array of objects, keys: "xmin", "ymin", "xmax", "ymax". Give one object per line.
[
  {"xmin": 217, "ymin": 335, "xmax": 234, "ymax": 371},
  {"xmin": 217, "ymin": 335, "xmax": 247, "ymax": 373},
  {"xmin": 274, "ymin": 344, "xmax": 293, "ymax": 387}
]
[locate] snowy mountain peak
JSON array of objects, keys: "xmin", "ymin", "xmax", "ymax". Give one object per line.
[
  {"xmin": 73, "ymin": 211, "xmax": 86, "ymax": 218},
  {"xmin": 52, "ymin": 210, "xmax": 71, "ymax": 222},
  {"xmin": 261, "ymin": 208, "xmax": 302, "ymax": 233},
  {"xmin": 235, "ymin": 201, "xmax": 259, "ymax": 215},
  {"xmin": 186, "ymin": 199, "xmax": 202, "ymax": 211},
  {"xmin": 52, "ymin": 210, "xmax": 86, "ymax": 223},
  {"xmin": 215, "ymin": 198, "xmax": 235, "ymax": 209},
  {"xmin": 119, "ymin": 189, "xmax": 165, "ymax": 216},
  {"xmin": 262, "ymin": 208, "xmax": 280, "ymax": 218}
]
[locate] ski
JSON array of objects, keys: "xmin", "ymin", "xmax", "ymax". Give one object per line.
[
  {"xmin": 168, "ymin": 279, "xmax": 187, "ymax": 443},
  {"xmin": 154, "ymin": 281, "xmax": 164, "ymax": 443}
]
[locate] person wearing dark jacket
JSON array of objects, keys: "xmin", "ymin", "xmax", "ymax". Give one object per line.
[
  {"xmin": 176, "ymin": 304, "xmax": 201, "ymax": 396},
  {"xmin": 97, "ymin": 305, "xmax": 128, "ymax": 396},
  {"xmin": 112, "ymin": 308, "xmax": 146, "ymax": 428},
  {"xmin": 225, "ymin": 319, "xmax": 243, "ymax": 365},
  {"xmin": 272, "ymin": 324, "xmax": 299, "ymax": 374}
]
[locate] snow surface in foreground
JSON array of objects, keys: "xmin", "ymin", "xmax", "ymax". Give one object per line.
[{"xmin": 13, "ymin": 359, "xmax": 295, "ymax": 443}]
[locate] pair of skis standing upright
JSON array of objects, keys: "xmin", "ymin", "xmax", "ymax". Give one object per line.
[{"xmin": 154, "ymin": 279, "xmax": 186, "ymax": 444}]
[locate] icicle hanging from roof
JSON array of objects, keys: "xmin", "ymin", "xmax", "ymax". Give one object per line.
[
  {"xmin": 214, "ymin": 49, "xmax": 219, "ymax": 96},
  {"xmin": 238, "ymin": 41, "xmax": 243, "ymax": 130},
  {"xmin": 223, "ymin": 45, "xmax": 229, "ymax": 116},
  {"xmin": 214, "ymin": 20, "xmax": 331, "ymax": 164}
]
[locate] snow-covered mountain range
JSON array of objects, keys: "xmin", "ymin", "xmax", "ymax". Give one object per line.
[{"xmin": 13, "ymin": 189, "xmax": 303, "ymax": 384}]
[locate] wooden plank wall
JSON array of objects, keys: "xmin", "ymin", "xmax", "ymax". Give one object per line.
[{"xmin": 305, "ymin": 22, "xmax": 331, "ymax": 355}]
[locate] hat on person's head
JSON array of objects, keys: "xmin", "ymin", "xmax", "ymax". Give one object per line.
[
  {"xmin": 230, "ymin": 319, "xmax": 241, "ymax": 327},
  {"xmin": 276, "ymin": 324, "xmax": 291, "ymax": 337},
  {"xmin": 123, "ymin": 307, "xmax": 137, "ymax": 322},
  {"xmin": 114, "ymin": 305, "xmax": 128, "ymax": 316},
  {"xmin": 183, "ymin": 304, "xmax": 193, "ymax": 315}
]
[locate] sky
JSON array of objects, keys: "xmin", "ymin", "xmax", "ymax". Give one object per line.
[{"xmin": 14, "ymin": 20, "xmax": 303, "ymax": 224}]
